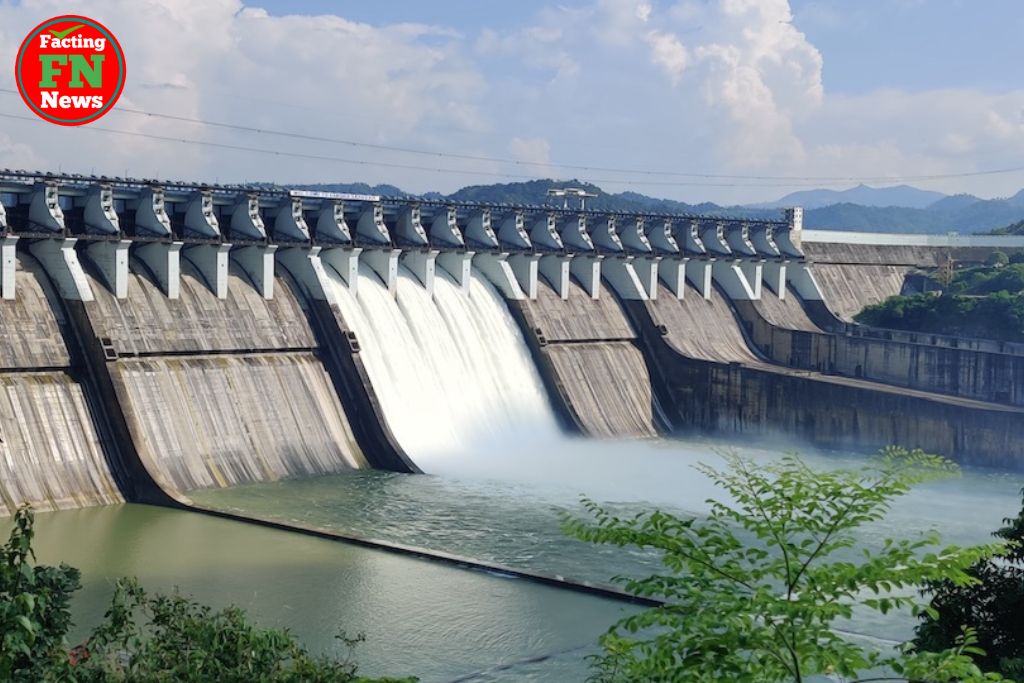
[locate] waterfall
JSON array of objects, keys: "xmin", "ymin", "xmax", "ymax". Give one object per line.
[{"xmin": 328, "ymin": 264, "xmax": 562, "ymax": 467}]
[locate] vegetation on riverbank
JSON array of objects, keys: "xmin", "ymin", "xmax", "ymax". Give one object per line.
[
  {"xmin": 855, "ymin": 262, "xmax": 1024, "ymax": 342},
  {"xmin": 0, "ymin": 507, "xmax": 414, "ymax": 682},
  {"xmin": 566, "ymin": 447, "xmax": 1013, "ymax": 682},
  {"xmin": 915, "ymin": 488, "xmax": 1024, "ymax": 678}
]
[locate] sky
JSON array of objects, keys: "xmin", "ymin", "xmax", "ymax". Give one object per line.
[{"xmin": 0, "ymin": 0, "xmax": 1022, "ymax": 205}]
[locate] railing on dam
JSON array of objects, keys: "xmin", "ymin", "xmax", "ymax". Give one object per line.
[{"xmin": 0, "ymin": 168, "xmax": 804, "ymax": 305}]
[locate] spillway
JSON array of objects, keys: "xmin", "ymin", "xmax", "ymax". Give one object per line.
[
  {"xmin": 79, "ymin": 259, "xmax": 366, "ymax": 496},
  {"xmin": 329, "ymin": 264, "xmax": 562, "ymax": 464},
  {"xmin": 812, "ymin": 264, "xmax": 911, "ymax": 321},
  {"xmin": 0, "ymin": 255, "xmax": 121, "ymax": 515},
  {"xmin": 517, "ymin": 280, "xmax": 659, "ymax": 438}
]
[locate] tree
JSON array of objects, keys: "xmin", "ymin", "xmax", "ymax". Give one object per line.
[
  {"xmin": 987, "ymin": 251, "xmax": 1010, "ymax": 267},
  {"xmin": 564, "ymin": 448, "xmax": 1008, "ymax": 682},
  {"xmin": 915, "ymin": 489, "xmax": 1024, "ymax": 678},
  {"xmin": 0, "ymin": 507, "xmax": 413, "ymax": 682}
]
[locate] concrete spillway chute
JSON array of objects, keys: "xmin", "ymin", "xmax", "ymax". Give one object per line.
[
  {"xmin": 183, "ymin": 190, "xmax": 221, "ymax": 239},
  {"xmin": 227, "ymin": 193, "xmax": 267, "ymax": 240},
  {"xmin": 85, "ymin": 240, "xmax": 132, "ymax": 299},
  {"xmin": 129, "ymin": 187, "xmax": 178, "ymax": 296},
  {"xmin": 724, "ymin": 222, "xmax": 758, "ymax": 257},
  {"xmin": 762, "ymin": 260, "xmax": 788, "ymax": 300},
  {"xmin": 649, "ymin": 218, "xmax": 680, "ymax": 254},
  {"xmin": 437, "ymin": 251, "xmax": 474, "ymax": 292},
  {"xmin": 591, "ymin": 216, "xmax": 624, "ymax": 253},
  {"xmin": 313, "ymin": 201, "xmax": 352, "ymax": 244},
  {"xmin": 320, "ymin": 247, "xmax": 363, "ymax": 295},
  {"xmin": 429, "ymin": 206, "xmax": 472, "ymax": 292},
  {"xmin": 396, "ymin": 205, "xmax": 429, "ymax": 246},
  {"xmin": 464, "ymin": 209, "xmax": 498, "ymax": 249},
  {"xmin": 620, "ymin": 217, "xmax": 653, "ymax": 253},
  {"xmin": 29, "ymin": 238, "xmax": 95, "ymax": 301},
  {"xmin": 356, "ymin": 204, "xmax": 391, "ymax": 245},
  {"xmin": 473, "ymin": 252, "xmax": 525, "ymax": 299},
  {"xmin": 681, "ymin": 220, "xmax": 707, "ymax": 256},
  {"xmin": 712, "ymin": 260, "xmax": 762, "ymax": 300},
  {"xmin": 1, "ymin": 236, "xmax": 16, "ymax": 300},
  {"xmin": 602, "ymin": 255, "xmax": 649, "ymax": 300},
  {"xmin": 132, "ymin": 188, "xmax": 172, "ymax": 237},
  {"xmin": 778, "ymin": 207, "xmax": 804, "ymax": 256},
  {"xmin": 182, "ymin": 243, "xmax": 232, "ymax": 299},
  {"xmin": 276, "ymin": 246, "xmax": 334, "ymax": 302},
  {"xmin": 538, "ymin": 254, "xmax": 570, "ymax": 299},
  {"xmin": 270, "ymin": 197, "xmax": 311, "ymax": 242},
  {"xmin": 700, "ymin": 221, "xmax": 731, "ymax": 256},
  {"xmin": 232, "ymin": 245, "xmax": 278, "ymax": 299},
  {"xmin": 26, "ymin": 181, "xmax": 65, "ymax": 233},
  {"xmin": 81, "ymin": 185, "xmax": 120, "ymax": 235},
  {"xmin": 658, "ymin": 256, "xmax": 687, "ymax": 299},
  {"xmin": 749, "ymin": 224, "xmax": 781, "ymax": 258},
  {"xmin": 686, "ymin": 258, "xmax": 713, "ymax": 299},
  {"xmin": 787, "ymin": 261, "xmax": 824, "ymax": 301},
  {"xmin": 362, "ymin": 248, "xmax": 401, "ymax": 295},
  {"xmin": 529, "ymin": 213, "xmax": 563, "ymax": 251},
  {"xmin": 402, "ymin": 249, "xmax": 438, "ymax": 295},
  {"xmin": 428, "ymin": 206, "xmax": 463, "ymax": 247},
  {"xmin": 560, "ymin": 215, "xmax": 594, "ymax": 251},
  {"xmin": 498, "ymin": 211, "xmax": 531, "ymax": 251},
  {"xmin": 509, "ymin": 252, "xmax": 540, "ymax": 299}
]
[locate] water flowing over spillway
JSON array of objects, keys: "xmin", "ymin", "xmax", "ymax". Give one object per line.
[{"xmin": 329, "ymin": 264, "xmax": 562, "ymax": 466}]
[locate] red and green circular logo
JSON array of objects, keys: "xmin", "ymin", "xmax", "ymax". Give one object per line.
[{"xmin": 14, "ymin": 15, "xmax": 125, "ymax": 126}]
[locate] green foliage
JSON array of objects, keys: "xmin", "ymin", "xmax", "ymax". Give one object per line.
[
  {"xmin": 0, "ymin": 507, "xmax": 412, "ymax": 682},
  {"xmin": 0, "ymin": 507, "xmax": 83, "ymax": 681},
  {"xmin": 564, "ymin": 448, "xmax": 1009, "ymax": 682},
  {"xmin": 855, "ymin": 290, "xmax": 1024, "ymax": 342},
  {"xmin": 987, "ymin": 251, "xmax": 1010, "ymax": 267},
  {"xmin": 915, "ymin": 489, "xmax": 1024, "ymax": 677}
]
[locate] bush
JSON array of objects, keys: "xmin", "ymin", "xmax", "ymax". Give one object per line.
[
  {"xmin": 0, "ymin": 507, "xmax": 414, "ymax": 682},
  {"xmin": 915, "ymin": 489, "xmax": 1024, "ymax": 677},
  {"xmin": 565, "ymin": 448, "xmax": 1009, "ymax": 682},
  {"xmin": 987, "ymin": 251, "xmax": 1010, "ymax": 267}
]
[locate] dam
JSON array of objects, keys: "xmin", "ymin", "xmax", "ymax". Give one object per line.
[
  {"xmin": 3, "ymin": 169, "xmax": 1024, "ymax": 511},
  {"xmin": 3, "ymin": 169, "xmax": 1024, "ymax": 678}
]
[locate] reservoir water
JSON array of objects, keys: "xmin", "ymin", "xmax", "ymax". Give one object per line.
[
  {"xmin": 8, "ymin": 265, "xmax": 1022, "ymax": 681},
  {"xmin": 16, "ymin": 437, "xmax": 1016, "ymax": 681}
]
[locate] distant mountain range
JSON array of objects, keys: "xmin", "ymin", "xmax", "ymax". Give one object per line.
[
  {"xmin": 293, "ymin": 179, "xmax": 1024, "ymax": 235},
  {"xmin": 752, "ymin": 184, "xmax": 947, "ymax": 210}
]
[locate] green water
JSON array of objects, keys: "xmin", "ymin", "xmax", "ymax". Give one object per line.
[
  {"xmin": 20, "ymin": 504, "xmax": 634, "ymax": 682},
  {"xmin": 16, "ymin": 438, "xmax": 1024, "ymax": 681},
  {"xmin": 193, "ymin": 440, "xmax": 1024, "ymax": 646}
]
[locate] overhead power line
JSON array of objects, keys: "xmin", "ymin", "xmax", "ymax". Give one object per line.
[{"xmin": 1, "ymin": 98, "xmax": 1022, "ymax": 188}]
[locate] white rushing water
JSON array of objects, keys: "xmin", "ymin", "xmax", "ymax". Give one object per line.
[{"xmin": 328, "ymin": 264, "xmax": 564, "ymax": 467}]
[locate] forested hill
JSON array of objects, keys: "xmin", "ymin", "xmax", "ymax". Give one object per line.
[
  {"xmin": 993, "ymin": 219, "xmax": 1024, "ymax": 235},
  {"xmin": 294, "ymin": 179, "xmax": 1024, "ymax": 234}
]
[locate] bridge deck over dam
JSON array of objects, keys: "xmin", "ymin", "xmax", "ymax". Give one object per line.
[{"xmin": 2, "ymin": 169, "xmax": 1024, "ymax": 515}]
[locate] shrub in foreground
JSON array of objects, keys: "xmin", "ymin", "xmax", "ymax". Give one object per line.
[
  {"xmin": 0, "ymin": 507, "xmax": 414, "ymax": 682},
  {"xmin": 565, "ymin": 447, "xmax": 1010, "ymax": 682}
]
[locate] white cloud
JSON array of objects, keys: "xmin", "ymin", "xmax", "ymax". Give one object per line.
[
  {"xmin": 0, "ymin": 0, "xmax": 1021, "ymax": 202},
  {"xmin": 508, "ymin": 136, "xmax": 552, "ymax": 166}
]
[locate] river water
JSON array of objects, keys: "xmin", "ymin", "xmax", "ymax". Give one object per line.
[{"xmin": 10, "ymin": 265, "xmax": 1024, "ymax": 680}]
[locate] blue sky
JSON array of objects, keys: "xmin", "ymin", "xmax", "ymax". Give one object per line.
[{"xmin": 0, "ymin": 0, "xmax": 1022, "ymax": 204}]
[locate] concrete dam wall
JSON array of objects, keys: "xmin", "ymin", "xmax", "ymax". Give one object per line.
[
  {"xmin": 3, "ymin": 172, "xmax": 1024, "ymax": 516},
  {"xmin": 623, "ymin": 282, "xmax": 1024, "ymax": 468},
  {"xmin": 514, "ymin": 279, "xmax": 659, "ymax": 439},
  {"xmin": 75, "ymin": 259, "xmax": 367, "ymax": 497},
  {"xmin": 735, "ymin": 287, "xmax": 1024, "ymax": 407},
  {"xmin": 0, "ymin": 255, "xmax": 122, "ymax": 515}
]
